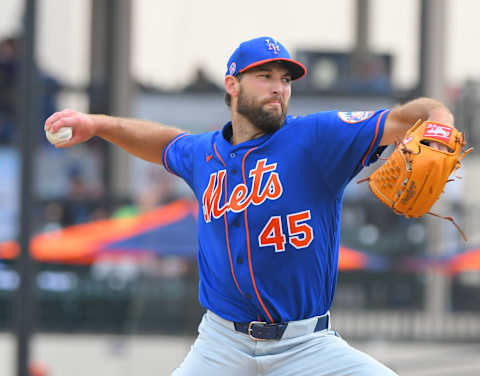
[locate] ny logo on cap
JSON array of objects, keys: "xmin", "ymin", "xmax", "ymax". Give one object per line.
[
  {"xmin": 265, "ymin": 39, "xmax": 280, "ymax": 54},
  {"xmin": 229, "ymin": 62, "xmax": 237, "ymax": 75}
]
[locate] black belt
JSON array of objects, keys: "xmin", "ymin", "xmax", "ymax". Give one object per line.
[{"xmin": 234, "ymin": 314, "xmax": 329, "ymax": 340}]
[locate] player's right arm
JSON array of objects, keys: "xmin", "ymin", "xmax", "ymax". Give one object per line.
[{"xmin": 44, "ymin": 109, "xmax": 184, "ymax": 165}]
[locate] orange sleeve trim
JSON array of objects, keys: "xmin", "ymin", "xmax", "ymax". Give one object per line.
[
  {"xmin": 242, "ymin": 147, "xmax": 274, "ymax": 323},
  {"xmin": 162, "ymin": 132, "xmax": 189, "ymax": 174},
  {"xmin": 361, "ymin": 110, "xmax": 387, "ymax": 167}
]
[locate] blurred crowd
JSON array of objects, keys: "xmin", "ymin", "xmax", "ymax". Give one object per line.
[{"xmin": 40, "ymin": 162, "xmax": 185, "ymax": 232}]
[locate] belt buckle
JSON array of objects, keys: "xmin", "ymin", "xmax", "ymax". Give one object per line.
[{"xmin": 248, "ymin": 321, "xmax": 268, "ymax": 341}]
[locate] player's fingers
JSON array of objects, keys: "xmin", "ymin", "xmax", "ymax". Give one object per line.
[
  {"xmin": 44, "ymin": 109, "xmax": 76, "ymax": 131},
  {"xmin": 48, "ymin": 116, "xmax": 76, "ymax": 133},
  {"xmin": 429, "ymin": 141, "xmax": 449, "ymax": 152},
  {"xmin": 44, "ymin": 112, "xmax": 62, "ymax": 130}
]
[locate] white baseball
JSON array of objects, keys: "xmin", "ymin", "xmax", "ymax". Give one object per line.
[{"xmin": 45, "ymin": 126, "xmax": 73, "ymax": 145}]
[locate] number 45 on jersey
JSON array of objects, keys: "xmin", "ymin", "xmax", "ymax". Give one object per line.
[{"xmin": 258, "ymin": 210, "xmax": 313, "ymax": 252}]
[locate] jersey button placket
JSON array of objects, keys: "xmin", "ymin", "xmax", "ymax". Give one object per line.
[{"xmin": 226, "ymin": 151, "xmax": 253, "ymax": 305}]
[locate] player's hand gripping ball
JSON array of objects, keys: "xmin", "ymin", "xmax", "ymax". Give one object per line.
[
  {"xmin": 359, "ymin": 119, "xmax": 473, "ymax": 239},
  {"xmin": 45, "ymin": 126, "xmax": 73, "ymax": 145}
]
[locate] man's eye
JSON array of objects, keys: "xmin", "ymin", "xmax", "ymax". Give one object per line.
[{"xmin": 282, "ymin": 78, "xmax": 291, "ymax": 84}]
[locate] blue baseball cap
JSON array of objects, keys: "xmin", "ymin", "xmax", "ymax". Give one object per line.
[{"xmin": 225, "ymin": 37, "xmax": 307, "ymax": 80}]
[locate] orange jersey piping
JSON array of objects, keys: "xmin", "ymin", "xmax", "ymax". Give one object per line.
[
  {"xmin": 361, "ymin": 110, "xmax": 387, "ymax": 167},
  {"xmin": 242, "ymin": 147, "xmax": 274, "ymax": 323}
]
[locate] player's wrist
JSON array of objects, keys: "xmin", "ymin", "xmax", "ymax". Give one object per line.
[
  {"xmin": 89, "ymin": 114, "xmax": 115, "ymax": 137},
  {"xmin": 427, "ymin": 106, "xmax": 454, "ymax": 126}
]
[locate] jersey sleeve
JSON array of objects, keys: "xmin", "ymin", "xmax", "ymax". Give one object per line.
[
  {"xmin": 162, "ymin": 132, "xmax": 196, "ymax": 187},
  {"xmin": 312, "ymin": 109, "xmax": 390, "ymax": 190}
]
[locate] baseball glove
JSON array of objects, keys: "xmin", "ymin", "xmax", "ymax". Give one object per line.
[{"xmin": 358, "ymin": 119, "xmax": 473, "ymax": 241}]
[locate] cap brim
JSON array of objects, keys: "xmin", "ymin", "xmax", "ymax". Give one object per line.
[{"xmin": 238, "ymin": 58, "xmax": 307, "ymax": 80}]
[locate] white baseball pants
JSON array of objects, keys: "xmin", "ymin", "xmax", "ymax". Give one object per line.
[{"xmin": 171, "ymin": 310, "xmax": 398, "ymax": 376}]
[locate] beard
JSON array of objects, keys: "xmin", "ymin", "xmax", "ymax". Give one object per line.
[{"xmin": 236, "ymin": 88, "xmax": 288, "ymax": 134}]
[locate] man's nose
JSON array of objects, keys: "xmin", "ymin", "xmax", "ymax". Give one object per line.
[{"xmin": 271, "ymin": 79, "xmax": 283, "ymax": 95}]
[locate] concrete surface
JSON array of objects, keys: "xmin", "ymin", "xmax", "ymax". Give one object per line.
[{"xmin": 1, "ymin": 333, "xmax": 479, "ymax": 375}]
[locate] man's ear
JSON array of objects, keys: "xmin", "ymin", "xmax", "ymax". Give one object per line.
[{"xmin": 225, "ymin": 75, "xmax": 239, "ymax": 98}]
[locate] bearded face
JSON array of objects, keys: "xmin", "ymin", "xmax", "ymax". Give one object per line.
[{"xmin": 236, "ymin": 85, "xmax": 288, "ymax": 134}]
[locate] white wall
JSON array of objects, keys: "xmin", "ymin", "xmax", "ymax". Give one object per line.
[{"xmin": 1, "ymin": 0, "xmax": 479, "ymax": 92}]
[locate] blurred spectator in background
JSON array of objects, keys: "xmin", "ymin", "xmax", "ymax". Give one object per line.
[
  {"xmin": 114, "ymin": 164, "xmax": 180, "ymax": 218},
  {"xmin": 62, "ymin": 164, "xmax": 104, "ymax": 225},
  {"xmin": 40, "ymin": 201, "xmax": 64, "ymax": 233},
  {"xmin": 0, "ymin": 36, "xmax": 60, "ymax": 146}
]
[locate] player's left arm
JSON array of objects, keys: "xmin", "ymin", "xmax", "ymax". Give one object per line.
[{"xmin": 380, "ymin": 97, "xmax": 454, "ymax": 146}]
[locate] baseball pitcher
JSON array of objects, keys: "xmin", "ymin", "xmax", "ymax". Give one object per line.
[{"xmin": 44, "ymin": 36, "xmax": 469, "ymax": 376}]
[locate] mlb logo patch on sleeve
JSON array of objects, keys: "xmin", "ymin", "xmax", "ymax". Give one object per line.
[
  {"xmin": 338, "ymin": 111, "xmax": 374, "ymax": 124},
  {"xmin": 423, "ymin": 123, "xmax": 452, "ymax": 143}
]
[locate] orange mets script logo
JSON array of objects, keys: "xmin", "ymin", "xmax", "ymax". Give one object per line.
[{"xmin": 202, "ymin": 158, "xmax": 283, "ymax": 223}]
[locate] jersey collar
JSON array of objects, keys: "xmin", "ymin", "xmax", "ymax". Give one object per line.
[{"xmin": 217, "ymin": 121, "xmax": 280, "ymax": 152}]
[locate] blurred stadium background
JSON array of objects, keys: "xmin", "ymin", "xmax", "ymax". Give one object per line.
[{"xmin": 1, "ymin": 0, "xmax": 480, "ymax": 375}]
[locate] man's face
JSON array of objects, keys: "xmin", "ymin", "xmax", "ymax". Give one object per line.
[{"xmin": 235, "ymin": 62, "xmax": 292, "ymax": 133}]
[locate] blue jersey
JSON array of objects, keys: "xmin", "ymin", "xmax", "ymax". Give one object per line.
[{"xmin": 163, "ymin": 109, "xmax": 389, "ymax": 323}]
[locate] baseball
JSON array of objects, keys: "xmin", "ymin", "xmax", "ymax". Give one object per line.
[{"xmin": 45, "ymin": 126, "xmax": 72, "ymax": 145}]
